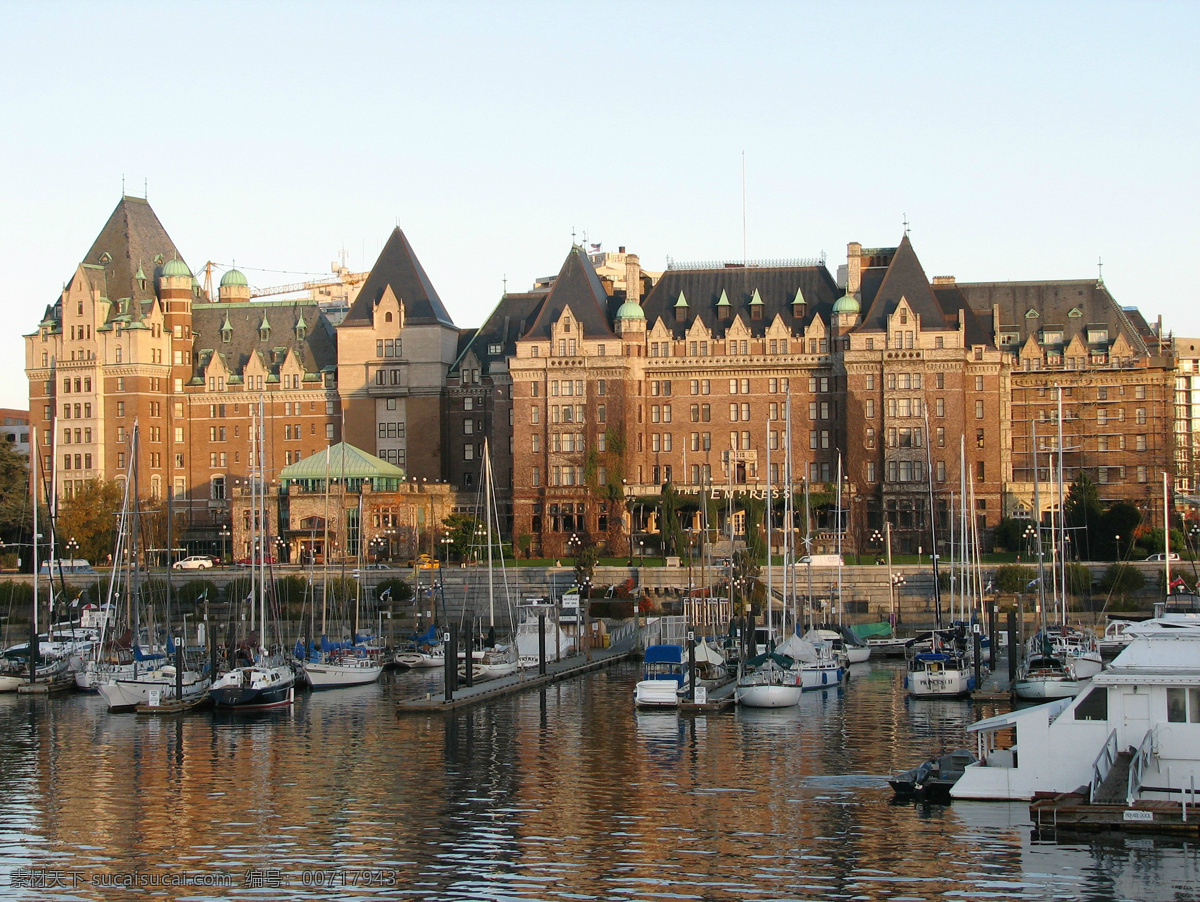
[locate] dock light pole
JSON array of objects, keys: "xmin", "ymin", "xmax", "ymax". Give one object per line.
[
  {"xmin": 219, "ymin": 525, "xmax": 230, "ymax": 566},
  {"xmin": 66, "ymin": 537, "xmax": 79, "ymax": 562}
]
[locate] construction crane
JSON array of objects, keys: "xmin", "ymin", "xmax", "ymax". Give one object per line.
[{"xmin": 250, "ymin": 268, "xmax": 367, "ymax": 300}]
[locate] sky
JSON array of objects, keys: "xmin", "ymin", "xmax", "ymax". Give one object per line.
[{"xmin": 1, "ymin": 1, "xmax": 1197, "ymax": 409}]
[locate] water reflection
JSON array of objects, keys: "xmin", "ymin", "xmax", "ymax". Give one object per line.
[{"xmin": 0, "ymin": 661, "xmax": 1197, "ymax": 900}]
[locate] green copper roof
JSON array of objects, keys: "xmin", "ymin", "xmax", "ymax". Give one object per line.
[
  {"xmin": 716, "ymin": 289, "xmax": 731, "ymax": 307},
  {"xmin": 280, "ymin": 442, "xmax": 406, "ymax": 481},
  {"xmin": 616, "ymin": 300, "xmax": 645, "ymax": 320},
  {"xmin": 749, "ymin": 288, "xmax": 764, "ymax": 306},
  {"xmin": 220, "ymin": 268, "xmax": 248, "ymax": 288},
  {"xmin": 832, "ymin": 290, "xmax": 860, "ymax": 316},
  {"xmin": 793, "ymin": 287, "xmax": 807, "ymax": 306},
  {"xmin": 674, "ymin": 291, "xmax": 689, "ymax": 308},
  {"xmin": 161, "ymin": 258, "xmax": 191, "ymax": 278}
]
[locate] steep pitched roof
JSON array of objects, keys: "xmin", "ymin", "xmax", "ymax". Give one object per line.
[
  {"xmin": 955, "ymin": 278, "xmax": 1149, "ymax": 356},
  {"xmin": 857, "ymin": 235, "xmax": 954, "ymax": 332},
  {"xmin": 83, "ymin": 196, "xmax": 189, "ymax": 304},
  {"xmin": 342, "ymin": 228, "xmax": 454, "ymax": 328},
  {"xmin": 454, "ymin": 291, "xmax": 545, "ymax": 375},
  {"xmin": 521, "ymin": 246, "xmax": 615, "ymax": 340},
  {"xmin": 932, "ymin": 283, "xmax": 994, "ymax": 348},
  {"xmin": 640, "ymin": 264, "xmax": 840, "ymax": 337},
  {"xmin": 191, "ymin": 301, "xmax": 337, "ymax": 382}
]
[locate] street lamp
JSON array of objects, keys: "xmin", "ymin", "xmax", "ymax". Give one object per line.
[
  {"xmin": 66, "ymin": 537, "xmax": 79, "ymax": 562},
  {"xmin": 219, "ymin": 525, "xmax": 230, "ymax": 566},
  {"xmin": 1115, "ymin": 534, "xmax": 1121, "ymax": 561},
  {"xmin": 1023, "ymin": 524, "xmax": 1036, "ymax": 561}
]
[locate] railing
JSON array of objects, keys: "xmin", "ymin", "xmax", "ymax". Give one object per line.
[
  {"xmin": 1127, "ymin": 727, "xmax": 1158, "ymax": 805},
  {"xmin": 1090, "ymin": 729, "xmax": 1120, "ymax": 803},
  {"xmin": 608, "ymin": 619, "xmax": 637, "ymax": 649}
]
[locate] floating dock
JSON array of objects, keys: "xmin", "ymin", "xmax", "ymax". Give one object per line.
[
  {"xmin": 397, "ymin": 647, "xmax": 634, "ymax": 713},
  {"xmin": 1031, "ymin": 791, "xmax": 1200, "ymax": 837}
]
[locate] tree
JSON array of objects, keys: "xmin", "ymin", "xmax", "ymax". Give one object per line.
[
  {"xmin": 1100, "ymin": 563, "xmax": 1144, "ymax": 596},
  {"xmin": 572, "ymin": 534, "xmax": 599, "ymax": 596},
  {"xmin": 991, "ymin": 518, "xmax": 1024, "ymax": 553},
  {"xmin": 994, "ymin": 565, "xmax": 1038, "ymax": 594},
  {"xmin": 1100, "ymin": 502, "xmax": 1142, "ymax": 560},
  {"xmin": 56, "ymin": 479, "xmax": 125, "ymax": 565},
  {"xmin": 0, "ymin": 440, "xmax": 31, "ymax": 548},
  {"xmin": 1063, "ymin": 473, "xmax": 1103, "ymax": 559}
]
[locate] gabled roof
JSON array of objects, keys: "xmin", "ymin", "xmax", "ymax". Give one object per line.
[
  {"xmin": 82, "ymin": 196, "xmax": 191, "ymax": 306},
  {"xmin": 342, "ymin": 228, "xmax": 454, "ymax": 328},
  {"xmin": 956, "ymin": 278, "xmax": 1149, "ymax": 356},
  {"xmin": 280, "ymin": 442, "xmax": 405, "ymax": 481},
  {"xmin": 640, "ymin": 264, "xmax": 840, "ymax": 337},
  {"xmin": 857, "ymin": 235, "xmax": 954, "ymax": 332},
  {"xmin": 191, "ymin": 302, "xmax": 337, "ymax": 381},
  {"xmin": 521, "ymin": 246, "xmax": 615, "ymax": 340},
  {"xmin": 454, "ymin": 291, "xmax": 545, "ymax": 375}
]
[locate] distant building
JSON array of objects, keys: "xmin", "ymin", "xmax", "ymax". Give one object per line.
[{"xmin": 0, "ymin": 409, "xmax": 30, "ymax": 455}]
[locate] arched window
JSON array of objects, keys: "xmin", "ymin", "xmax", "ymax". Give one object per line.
[{"xmin": 385, "ymin": 312, "xmax": 393, "ymax": 323}]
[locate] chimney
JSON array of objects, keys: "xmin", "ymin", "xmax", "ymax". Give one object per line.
[
  {"xmin": 625, "ymin": 253, "xmax": 642, "ymax": 304},
  {"xmin": 847, "ymin": 242, "xmax": 862, "ymax": 295}
]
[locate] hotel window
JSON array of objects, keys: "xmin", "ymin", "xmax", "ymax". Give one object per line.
[
  {"xmin": 866, "ymin": 462, "xmax": 876, "ymax": 482},
  {"xmin": 975, "ymin": 400, "xmax": 984, "ymax": 418},
  {"xmin": 865, "ymin": 427, "xmax": 875, "ymax": 449},
  {"xmin": 936, "ymin": 398, "xmax": 945, "ymax": 417},
  {"xmin": 936, "ymin": 461, "xmax": 946, "ymax": 483}
]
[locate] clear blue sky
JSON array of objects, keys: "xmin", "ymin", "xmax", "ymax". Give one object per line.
[{"xmin": 2, "ymin": 1, "xmax": 1197, "ymax": 409}]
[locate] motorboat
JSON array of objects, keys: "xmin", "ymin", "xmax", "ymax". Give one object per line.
[
  {"xmin": 905, "ymin": 646, "xmax": 974, "ymax": 698},
  {"xmin": 889, "ymin": 749, "xmax": 978, "ymax": 801},
  {"xmin": 952, "ymin": 618, "xmax": 1200, "ymax": 800},
  {"xmin": 634, "ymin": 644, "xmax": 685, "ymax": 708},
  {"xmin": 303, "ymin": 653, "xmax": 383, "ymax": 690},
  {"xmin": 1098, "ymin": 619, "xmax": 1138, "ymax": 658}
]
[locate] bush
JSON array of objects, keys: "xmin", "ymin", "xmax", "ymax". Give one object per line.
[
  {"xmin": 1065, "ymin": 563, "xmax": 1094, "ymax": 596},
  {"xmin": 1100, "ymin": 563, "xmax": 1145, "ymax": 595},
  {"xmin": 374, "ymin": 577, "xmax": 413, "ymax": 605},
  {"xmin": 992, "ymin": 518, "xmax": 1024, "ymax": 553},
  {"xmin": 994, "ymin": 565, "xmax": 1038, "ymax": 594}
]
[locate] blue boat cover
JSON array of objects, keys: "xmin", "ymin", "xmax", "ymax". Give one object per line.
[{"xmin": 644, "ymin": 644, "xmax": 684, "ymax": 664}]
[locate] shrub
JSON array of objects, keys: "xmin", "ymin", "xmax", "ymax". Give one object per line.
[
  {"xmin": 1100, "ymin": 563, "xmax": 1145, "ymax": 595},
  {"xmin": 994, "ymin": 565, "xmax": 1038, "ymax": 594}
]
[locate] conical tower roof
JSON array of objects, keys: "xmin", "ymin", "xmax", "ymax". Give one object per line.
[
  {"xmin": 522, "ymin": 245, "xmax": 616, "ymax": 340},
  {"xmin": 83, "ymin": 196, "xmax": 188, "ymax": 303},
  {"xmin": 342, "ymin": 228, "xmax": 454, "ymax": 327}
]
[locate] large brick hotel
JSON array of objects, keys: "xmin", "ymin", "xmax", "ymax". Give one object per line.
[{"xmin": 26, "ymin": 197, "xmax": 1184, "ymax": 561}]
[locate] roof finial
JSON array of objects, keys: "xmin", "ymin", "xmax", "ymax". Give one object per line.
[
  {"xmin": 1097, "ymin": 256, "xmax": 1104, "ymax": 283},
  {"xmin": 571, "ymin": 225, "xmax": 577, "ymax": 247},
  {"xmin": 121, "ymin": 174, "xmax": 125, "ymax": 195},
  {"xmin": 144, "ymin": 178, "xmax": 148, "ymax": 200},
  {"xmin": 903, "ymin": 213, "xmax": 910, "ymax": 237},
  {"xmin": 502, "ymin": 273, "xmax": 507, "ymax": 296}
]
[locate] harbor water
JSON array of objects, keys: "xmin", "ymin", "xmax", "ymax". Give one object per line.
[{"xmin": 1, "ymin": 659, "xmax": 1197, "ymax": 901}]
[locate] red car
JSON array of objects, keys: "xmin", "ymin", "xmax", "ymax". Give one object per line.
[{"xmin": 235, "ymin": 555, "xmax": 277, "ymax": 566}]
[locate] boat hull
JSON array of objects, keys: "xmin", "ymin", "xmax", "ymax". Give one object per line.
[
  {"xmin": 98, "ymin": 672, "xmax": 210, "ymax": 710},
  {"xmin": 303, "ymin": 660, "xmax": 383, "ymax": 689},
  {"xmin": 1012, "ymin": 676, "xmax": 1084, "ymax": 701},
  {"xmin": 907, "ymin": 668, "xmax": 974, "ymax": 698},
  {"xmin": 735, "ymin": 680, "xmax": 802, "ymax": 708},
  {"xmin": 634, "ymin": 679, "xmax": 680, "ymax": 708},
  {"xmin": 211, "ymin": 665, "xmax": 296, "ymax": 709},
  {"xmin": 801, "ymin": 662, "xmax": 845, "ymax": 690}
]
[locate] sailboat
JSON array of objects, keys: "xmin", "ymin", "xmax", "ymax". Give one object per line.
[
  {"xmin": 303, "ymin": 452, "xmax": 382, "ymax": 689},
  {"xmin": 735, "ymin": 396, "xmax": 803, "ymax": 707},
  {"xmin": 905, "ymin": 409, "xmax": 974, "ymax": 698},
  {"xmin": 1014, "ymin": 398, "xmax": 1085, "ymax": 701},
  {"xmin": 457, "ymin": 441, "xmax": 519, "ymax": 682},
  {"xmin": 210, "ymin": 398, "xmax": 296, "ymax": 709}
]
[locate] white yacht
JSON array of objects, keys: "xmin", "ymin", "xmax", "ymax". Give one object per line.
[{"xmin": 952, "ymin": 619, "xmax": 1200, "ymax": 800}]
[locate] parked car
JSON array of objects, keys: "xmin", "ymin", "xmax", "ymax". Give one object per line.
[
  {"xmin": 235, "ymin": 555, "xmax": 277, "ymax": 566},
  {"xmin": 173, "ymin": 555, "xmax": 214, "ymax": 570},
  {"xmin": 408, "ymin": 553, "xmax": 440, "ymax": 569},
  {"xmin": 1145, "ymin": 553, "xmax": 1181, "ymax": 562},
  {"xmin": 364, "ymin": 563, "xmax": 392, "ymax": 570}
]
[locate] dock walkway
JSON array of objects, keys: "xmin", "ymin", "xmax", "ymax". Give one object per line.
[{"xmin": 396, "ymin": 644, "xmax": 635, "ymax": 713}]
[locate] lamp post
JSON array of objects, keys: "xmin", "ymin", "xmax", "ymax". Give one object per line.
[
  {"xmin": 66, "ymin": 537, "xmax": 79, "ymax": 562},
  {"xmin": 1115, "ymin": 534, "xmax": 1121, "ymax": 562},
  {"xmin": 219, "ymin": 525, "xmax": 230, "ymax": 566},
  {"xmin": 1023, "ymin": 524, "xmax": 1036, "ymax": 562}
]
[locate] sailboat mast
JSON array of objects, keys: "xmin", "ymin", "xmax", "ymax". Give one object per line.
[
  {"xmin": 835, "ymin": 453, "xmax": 843, "ymax": 628},
  {"xmin": 1057, "ymin": 387, "xmax": 1067, "ymax": 623},
  {"xmin": 258, "ymin": 396, "xmax": 267, "ymax": 654},
  {"xmin": 923, "ymin": 406, "xmax": 942, "ymax": 628},
  {"xmin": 485, "ymin": 439, "xmax": 495, "ymax": 629},
  {"xmin": 765, "ymin": 416, "xmax": 773, "ymax": 638},
  {"xmin": 29, "ymin": 429, "xmax": 38, "ymax": 683},
  {"xmin": 1032, "ymin": 417, "xmax": 1047, "ymax": 629}
]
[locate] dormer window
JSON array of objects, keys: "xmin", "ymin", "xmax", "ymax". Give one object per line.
[
  {"xmin": 751, "ymin": 305, "xmax": 763, "ymax": 320},
  {"xmin": 99, "ymin": 252, "xmax": 112, "ymax": 264},
  {"xmin": 296, "ymin": 321, "xmax": 307, "ymax": 342},
  {"xmin": 676, "ymin": 307, "xmax": 687, "ymax": 323},
  {"xmin": 563, "ymin": 317, "xmax": 571, "ymax": 333},
  {"xmin": 718, "ymin": 306, "xmax": 731, "ymax": 322}
]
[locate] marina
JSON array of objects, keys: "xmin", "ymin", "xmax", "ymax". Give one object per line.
[{"xmin": 3, "ymin": 644, "xmax": 1200, "ymax": 900}]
